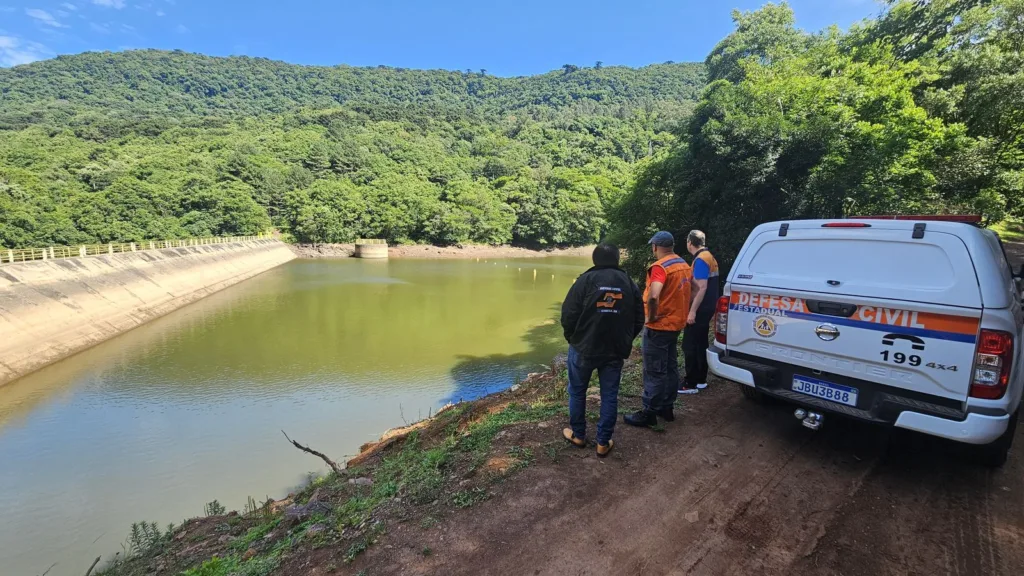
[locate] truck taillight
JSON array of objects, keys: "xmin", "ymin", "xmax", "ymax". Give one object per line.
[
  {"xmin": 970, "ymin": 329, "xmax": 1014, "ymax": 400},
  {"xmin": 714, "ymin": 296, "xmax": 729, "ymax": 345}
]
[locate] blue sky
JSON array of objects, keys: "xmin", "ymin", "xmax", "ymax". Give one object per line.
[{"xmin": 0, "ymin": 0, "xmax": 883, "ymax": 74}]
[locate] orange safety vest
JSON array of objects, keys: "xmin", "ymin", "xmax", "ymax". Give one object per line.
[
  {"xmin": 693, "ymin": 249, "xmax": 719, "ymax": 279},
  {"xmin": 692, "ymin": 248, "xmax": 720, "ymax": 314},
  {"xmin": 644, "ymin": 254, "xmax": 692, "ymax": 332}
]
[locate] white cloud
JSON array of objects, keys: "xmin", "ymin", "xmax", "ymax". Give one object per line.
[
  {"xmin": 56, "ymin": 10, "xmax": 70, "ymax": 17},
  {"xmin": 90, "ymin": 22, "xmax": 110, "ymax": 33},
  {"xmin": 26, "ymin": 8, "xmax": 69, "ymax": 28},
  {"xmin": 93, "ymin": 0, "xmax": 126, "ymax": 8},
  {"xmin": 61, "ymin": 2, "xmax": 77, "ymax": 10},
  {"xmin": 0, "ymin": 35, "xmax": 52, "ymax": 66},
  {"xmin": 0, "ymin": 6, "xmax": 16, "ymax": 13},
  {"xmin": 156, "ymin": 10, "xmax": 165, "ymax": 16},
  {"xmin": 175, "ymin": 23, "xmax": 188, "ymax": 34}
]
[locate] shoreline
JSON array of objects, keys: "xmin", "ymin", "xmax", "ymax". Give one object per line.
[
  {"xmin": 95, "ymin": 361, "xmax": 576, "ymax": 576},
  {"xmin": 287, "ymin": 243, "xmax": 594, "ymax": 260}
]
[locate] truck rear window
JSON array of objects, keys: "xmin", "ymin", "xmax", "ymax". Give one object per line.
[{"xmin": 747, "ymin": 239, "xmax": 956, "ymax": 289}]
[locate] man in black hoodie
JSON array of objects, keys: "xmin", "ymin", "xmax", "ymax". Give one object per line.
[{"xmin": 560, "ymin": 243, "xmax": 644, "ymax": 457}]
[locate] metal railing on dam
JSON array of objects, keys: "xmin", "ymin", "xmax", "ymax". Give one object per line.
[{"xmin": 1, "ymin": 235, "xmax": 269, "ymax": 265}]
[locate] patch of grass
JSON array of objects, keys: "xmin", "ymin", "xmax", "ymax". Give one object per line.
[
  {"xmin": 375, "ymin": 433, "xmax": 452, "ymax": 505},
  {"xmin": 336, "ymin": 495, "xmax": 375, "ymax": 529},
  {"xmin": 452, "ymin": 488, "xmax": 489, "ymax": 509},
  {"xmin": 506, "ymin": 445, "xmax": 534, "ymax": 473},
  {"xmin": 182, "ymin": 556, "xmax": 241, "ymax": 576},
  {"xmin": 422, "ymin": 546, "xmax": 433, "ymax": 556},
  {"xmin": 620, "ymin": 364, "xmax": 644, "ymax": 397},
  {"xmin": 231, "ymin": 517, "xmax": 281, "ymax": 552},
  {"xmin": 458, "ymin": 402, "xmax": 565, "ymax": 456},
  {"xmin": 344, "ymin": 538, "xmax": 370, "ymax": 563},
  {"xmin": 204, "ymin": 500, "xmax": 227, "ymax": 517},
  {"xmin": 544, "ymin": 442, "xmax": 561, "ymax": 462},
  {"xmin": 124, "ymin": 521, "xmax": 169, "ymax": 558},
  {"xmin": 238, "ymin": 556, "xmax": 280, "ymax": 576},
  {"xmin": 991, "ymin": 219, "xmax": 1024, "ymax": 242},
  {"xmin": 420, "ymin": 515, "xmax": 439, "ymax": 529}
]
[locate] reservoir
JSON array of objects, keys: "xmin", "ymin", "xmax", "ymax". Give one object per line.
[{"xmin": 0, "ymin": 256, "xmax": 587, "ymax": 576}]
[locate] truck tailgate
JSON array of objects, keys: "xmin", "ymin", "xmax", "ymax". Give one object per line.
[{"xmin": 726, "ymin": 290, "xmax": 980, "ymax": 402}]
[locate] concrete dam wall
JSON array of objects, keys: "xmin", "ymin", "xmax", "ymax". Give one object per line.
[{"xmin": 0, "ymin": 239, "xmax": 295, "ymax": 387}]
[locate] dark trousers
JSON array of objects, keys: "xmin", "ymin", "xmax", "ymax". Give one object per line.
[
  {"xmin": 567, "ymin": 346, "xmax": 623, "ymax": 445},
  {"xmin": 683, "ymin": 309, "xmax": 714, "ymax": 386},
  {"xmin": 642, "ymin": 327, "xmax": 680, "ymax": 412}
]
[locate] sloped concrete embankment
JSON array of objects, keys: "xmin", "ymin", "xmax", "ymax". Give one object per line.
[{"xmin": 0, "ymin": 239, "xmax": 295, "ymax": 387}]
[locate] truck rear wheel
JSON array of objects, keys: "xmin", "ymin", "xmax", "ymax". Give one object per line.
[
  {"xmin": 739, "ymin": 384, "xmax": 766, "ymax": 403},
  {"xmin": 976, "ymin": 409, "xmax": 1018, "ymax": 468}
]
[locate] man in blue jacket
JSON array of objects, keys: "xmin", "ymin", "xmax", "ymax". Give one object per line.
[{"xmin": 560, "ymin": 243, "xmax": 644, "ymax": 457}]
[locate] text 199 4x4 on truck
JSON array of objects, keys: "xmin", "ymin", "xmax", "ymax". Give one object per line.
[{"xmin": 708, "ymin": 216, "xmax": 1022, "ymax": 467}]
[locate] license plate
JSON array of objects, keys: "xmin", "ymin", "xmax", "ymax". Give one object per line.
[{"xmin": 791, "ymin": 376, "xmax": 858, "ymax": 407}]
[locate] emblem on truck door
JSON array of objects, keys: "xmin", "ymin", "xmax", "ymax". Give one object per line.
[
  {"xmin": 753, "ymin": 315, "xmax": 777, "ymax": 338},
  {"xmin": 815, "ymin": 324, "xmax": 840, "ymax": 341}
]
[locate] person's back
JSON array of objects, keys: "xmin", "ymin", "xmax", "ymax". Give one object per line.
[
  {"xmin": 563, "ymin": 265, "xmax": 643, "ymax": 360},
  {"xmin": 643, "ymin": 253, "xmax": 692, "ymax": 333},
  {"xmin": 560, "ymin": 243, "xmax": 643, "ymax": 457}
]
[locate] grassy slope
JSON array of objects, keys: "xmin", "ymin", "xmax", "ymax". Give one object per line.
[{"xmin": 94, "ymin": 347, "xmax": 648, "ymax": 576}]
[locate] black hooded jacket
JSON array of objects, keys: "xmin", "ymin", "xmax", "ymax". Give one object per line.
[{"xmin": 560, "ymin": 265, "xmax": 644, "ymax": 360}]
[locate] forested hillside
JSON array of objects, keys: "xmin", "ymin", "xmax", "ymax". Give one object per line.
[
  {"xmin": 614, "ymin": 0, "xmax": 1024, "ymax": 271},
  {"xmin": 0, "ymin": 53, "xmax": 704, "ymax": 249}
]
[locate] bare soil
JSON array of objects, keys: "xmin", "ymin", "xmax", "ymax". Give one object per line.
[
  {"xmin": 348, "ymin": 379, "xmax": 1024, "ymax": 576},
  {"xmin": 288, "ymin": 244, "xmax": 593, "ymax": 260}
]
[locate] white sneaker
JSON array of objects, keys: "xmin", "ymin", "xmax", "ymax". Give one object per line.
[
  {"xmin": 696, "ymin": 383, "xmax": 708, "ymax": 390},
  {"xmin": 677, "ymin": 386, "xmax": 700, "ymax": 395}
]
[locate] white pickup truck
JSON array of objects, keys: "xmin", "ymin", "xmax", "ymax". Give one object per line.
[{"xmin": 707, "ymin": 216, "xmax": 1022, "ymax": 466}]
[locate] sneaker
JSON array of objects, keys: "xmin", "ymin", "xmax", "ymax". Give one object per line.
[
  {"xmin": 659, "ymin": 406, "xmax": 675, "ymax": 422},
  {"xmin": 678, "ymin": 386, "xmax": 700, "ymax": 395},
  {"xmin": 596, "ymin": 440, "xmax": 614, "ymax": 458},
  {"xmin": 562, "ymin": 428, "xmax": 586, "ymax": 448},
  {"xmin": 624, "ymin": 409, "xmax": 658, "ymax": 427},
  {"xmin": 696, "ymin": 383, "xmax": 708, "ymax": 390}
]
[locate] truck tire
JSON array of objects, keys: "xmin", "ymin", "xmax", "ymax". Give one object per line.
[
  {"xmin": 739, "ymin": 384, "xmax": 766, "ymax": 403},
  {"xmin": 977, "ymin": 409, "xmax": 1018, "ymax": 468}
]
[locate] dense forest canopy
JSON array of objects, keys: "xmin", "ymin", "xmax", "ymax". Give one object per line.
[
  {"xmin": 613, "ymin": 0, "xmax": 1024, "ymax": 273},
  {"xmin": 2, "ymin": 1, "xmax": 1021, "ymax": 258},
  {"xmin": 0, "ymin": 54, "xmax": 704, "ymax": 249}
]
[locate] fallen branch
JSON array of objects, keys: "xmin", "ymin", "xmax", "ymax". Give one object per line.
[
  {"xmin": 39, "ymin": 562, "xmax": 57, "ymax": 576},
  {"xmin": 281, "ymin": 430, "xmax": 344, "ymax": 475},
  {"xmin": 84, "ymin": 556, "xmax": 101, "ymax": 576}
]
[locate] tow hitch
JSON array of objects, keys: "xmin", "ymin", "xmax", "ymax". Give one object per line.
[{"xmin": 794, "ymin": 408, "xmax": 823, "ymax": 431}]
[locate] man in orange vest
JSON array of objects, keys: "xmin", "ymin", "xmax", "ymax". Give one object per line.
[{"xmin": 625, "ymin": 231, "xmax": 692, "ymax": 427}]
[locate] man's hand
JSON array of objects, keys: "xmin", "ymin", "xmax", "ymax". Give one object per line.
[{"xmin": 687, "ymin": 309, "xmax": 696, "ymax": 325}]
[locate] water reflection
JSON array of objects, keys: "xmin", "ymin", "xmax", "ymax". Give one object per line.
[
  {"xmin": 445, "ymin": 304, "xmax": 564, "ymax": 404},
  {"xmin": 0, "ymin": 256, "xmax": 585, "ymax": 576}
]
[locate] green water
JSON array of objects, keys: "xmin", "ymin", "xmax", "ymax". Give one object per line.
[{"xmin": 0, "ymin": 256, "xmax": 587, "ymax": 576}]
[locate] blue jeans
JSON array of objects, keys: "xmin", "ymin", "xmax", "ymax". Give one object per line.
[
  {"xmin": 642, "ymin": 327, "xmax": 680, "ymax": 412},
  {"xmin": 567, "ymin": 346, "xmax": 623, "ymax": 445}
]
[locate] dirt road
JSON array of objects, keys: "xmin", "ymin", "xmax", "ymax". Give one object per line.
[{"xmin": 355, "ymin": 378, "xmax": 1024, "ymax": 575}]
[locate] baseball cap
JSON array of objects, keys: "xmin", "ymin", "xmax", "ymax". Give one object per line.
[{"xmin": 648, "ymin": 231, "xmax": 675, "ymax": 247}]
